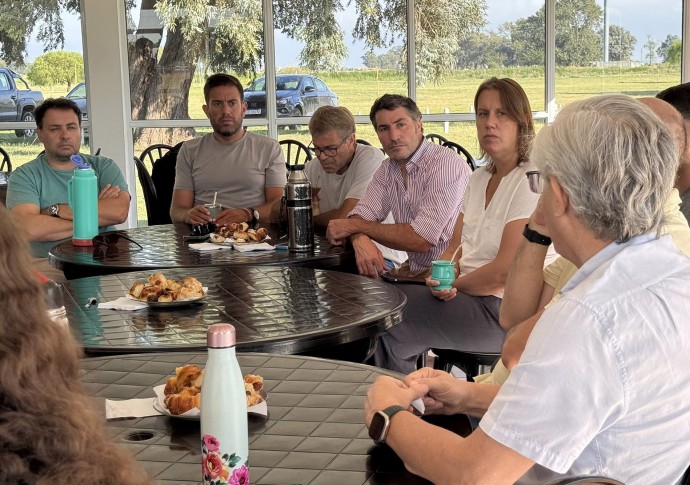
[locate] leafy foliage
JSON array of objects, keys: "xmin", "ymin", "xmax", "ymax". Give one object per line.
[
  {"xmin": 362, "ymin": 46, "xmax": 404, "ymax": 70},
  {"xmin": 664, "ymin": 39, "xmax": 682, "ymax": 65},
  {"xmin": 605, "ymin": 24, "xmax": 636, "ymax": 62},
  {"xmin": 657, "ymin": 34, "xmax": 680, "ymax": 62},
  {"xmin": 27, "ymin": 51, "xmax": 83, "ymax": 89}
]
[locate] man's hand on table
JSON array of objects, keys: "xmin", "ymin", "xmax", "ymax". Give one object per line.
[
  {"xmin": 352, "ymin": 234, "xmax": 386, "ymax": 278},
  {"xmin": 215, "ymin": 208, "xmax": 251, "ymax": 227},
  {"xmin": 365, "ymin": 375, "xmax": 428, "ymax": 427},
  {"xmin": 326, "ymin": 218, "xmax": 359, "ymax": 245},
  {"xmin": 186, "ymin": 205, "xmax": 214, "ymax": 225},
  {"xmin": 404, "ymin": 367, "xmax": 469, "ymax": 416}
]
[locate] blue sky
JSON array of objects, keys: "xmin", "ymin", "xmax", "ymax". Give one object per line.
[{"xmin": 27, "ymin": 0, "xmax": 682, "ymax": 68}]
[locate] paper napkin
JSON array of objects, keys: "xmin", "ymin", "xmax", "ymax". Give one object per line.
[{"xmin": 98, "ymin": 297, "xmax": 147, "ymax": 311}]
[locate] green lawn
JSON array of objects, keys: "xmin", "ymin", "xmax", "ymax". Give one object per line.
[{"xmin": 2, "ymin": 64, "xmax": 681, "ymax": 225}]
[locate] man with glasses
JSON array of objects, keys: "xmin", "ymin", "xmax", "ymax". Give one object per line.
[
  {"xmin": 363, "ymin": 95, "xmax": 690, "ymax": 483},
  {"xmin": 170, "ymin": 73, "xmax": 286, "ymax": 227},
  {"xmin": 304, "ymin": 106, "xmax": 407, "ymax": 272},
  {"xmin": 327, "ymin": 94, "xmax": 471, "ymax": 278}
]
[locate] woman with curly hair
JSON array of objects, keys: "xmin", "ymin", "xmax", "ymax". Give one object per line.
[{"xmin": 0, "ymin": 206, "xmax": 151, "ymax": 484}]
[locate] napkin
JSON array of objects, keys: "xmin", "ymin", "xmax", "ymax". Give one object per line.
[
  {"xmin": 189, "ymin": 242, "xmax": 233, "ymax": 251},
  {"xmin": 98, "ymin": 297, "xmax": 147, "ymax": 311},
  {"xmin": 106, "ymin": 397, "xmax": 162, "ymax": 419},
  {"xmin": 232, "ymin": 242, "xmax": 275, "ymax": 253}
]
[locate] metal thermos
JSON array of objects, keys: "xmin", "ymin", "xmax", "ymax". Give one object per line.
[{"xmin": 285, "ymin": 165, "xmax": 314, "ymax": 252}]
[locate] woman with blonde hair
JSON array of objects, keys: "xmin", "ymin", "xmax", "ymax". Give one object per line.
[{"xmin": 0, "ymin": 207, "xmax": 151, "ymax": 484}]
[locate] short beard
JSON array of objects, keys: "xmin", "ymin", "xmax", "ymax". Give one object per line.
[{"xmin": 213, "ymin": 122, "xmax": 240, "ymax": 139}]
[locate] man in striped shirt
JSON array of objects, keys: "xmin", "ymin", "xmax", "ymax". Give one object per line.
[{"xmin": 326, "ymin": 94, "xmax": 471, "ymax": 278}]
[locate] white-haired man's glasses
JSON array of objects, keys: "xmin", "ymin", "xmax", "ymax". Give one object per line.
[{"xmin": 526, "ymin": 171, "xmax": 543, "ymax": 194}]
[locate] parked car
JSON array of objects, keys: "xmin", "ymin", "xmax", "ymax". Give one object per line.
[
  {"xmin": 66, "ymin": 82, "xmax": 87, "ymax": 120},
  {"xmin": 243, "ymin": 74, "xmax": 338, "ymax": 121},
  {"xmin": 0, "ymin": 68, "xmax": 44, "ymax": 137}
]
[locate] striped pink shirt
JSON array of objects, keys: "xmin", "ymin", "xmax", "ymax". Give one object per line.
[{"xmin": 349, "ymin": 140, "xmax": 471, "ymax": 272}]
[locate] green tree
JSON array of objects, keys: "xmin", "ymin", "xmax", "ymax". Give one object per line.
[
  {"xmin": 605, "ymin": 24, "xmax": 636, "ymax": 62},
  {"xmin": 657, "ymin": 34, "xmax": 680, "ymax": 62},
  {"xmin": 455, "ymin": 31, "xmax": 509, "ymax": 69},
  {"xmin": 503, "ymin": 0, "xmax": 602, "ymax": 67},
  {"xmin": 664, "ymin": 39, "xmax": 682, "ymax": 65},
  {"xmin": 4, "ymin": 0, "xmax": 487, "ymax": 143},
  {"xmin": 27, "ymin": 51, "xmax": 83, "ymax": 89},
  {"xmin": 362, "ymin": 46, "xmax": 403, "ymax": 70},
  {"xmin": 644, "ymin": 36, "xmax": 658, "ymax": 64}
]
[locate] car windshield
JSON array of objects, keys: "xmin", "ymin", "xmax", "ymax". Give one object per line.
[
  {"xmin": 69, "ymin": 84, "xmax": 86, "ymax": 98},
  {"xmin": 247, "ymin": 77, "xmax": 301, "ymax": 92}
]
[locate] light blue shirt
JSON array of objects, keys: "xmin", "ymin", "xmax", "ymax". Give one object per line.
[{"xmin": 481, "ymin": 234, "xmax": 690, "ymax": 484}]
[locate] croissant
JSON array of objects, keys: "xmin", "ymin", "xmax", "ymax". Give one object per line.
[
  {"xmin": 164, "ymin": 365, "xmax": 204, "ymax": 395},
  {"xmin": 147, "ymin": 273, "xmax": 167, "ymax": 287},
  {"xmin": 244, "ymin": 374, "xmax": 264, "ymax": 392},
  {"xmin": 165, "ymin": 387, "xmax": 201, "ymax": 414},
  {"xmin": 129, "ymin": 281, "xmax": 145, "ymax": 299}
]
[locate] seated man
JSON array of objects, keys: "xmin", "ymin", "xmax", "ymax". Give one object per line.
[
  {"xmin": 6, "ymin": 98, "xmax": 130, "ymax": 281},
  {"xmin": 170, "ymin": 73, "xmax": 286, "ymax": 227},
  {"xmin": 364, "ymin": 95, "xmax": 690, "ymax": 483},
  {"xmin": 305, "ymin": 106, "xmax": 406, "ymax": 272},
  {"xmin": 326, "ymin": 94, "xmax": 471, "ymax": 278},
  {"xmin": 656, "ymin": 82, "xmax": 690, "ymax": 222}
]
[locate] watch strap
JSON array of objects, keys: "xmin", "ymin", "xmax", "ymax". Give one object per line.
[
  {"xmin": 370, "ymin": 405, "xmax": 406, "ymax": 443},
  {"xmin": 522, "ymin": 224, "xmax": 551, "ymax": 246}
]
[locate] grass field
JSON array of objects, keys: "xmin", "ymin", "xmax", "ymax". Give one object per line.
[{"xmin": 1, "ymin": 64, "xmax": 681, "ymax": 225}]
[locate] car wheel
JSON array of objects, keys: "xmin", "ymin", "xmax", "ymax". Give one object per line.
[
  {"xmin": 290, "ymin": 106, "xmax": 303, "ymax": 131},
  {"xmin": 15, "ymin": 111, "xmax": 36, "ymax": 138}
]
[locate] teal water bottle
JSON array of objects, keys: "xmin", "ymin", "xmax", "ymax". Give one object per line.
[{"xmin": 67, "ymin": 155, "xmax": 98, "ymax": 246}]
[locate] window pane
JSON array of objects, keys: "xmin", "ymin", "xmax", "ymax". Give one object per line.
[
  {"xmin": 555, "ymin": 0, "xmax": 682, "ymax": 107},
  {"xmin": 126, "ymin": 0, "xmax": 265, "ymax": 145},
  {"xmin": 417, "ymin": 1, "xmax": 546, "ymax": 117},
  {"xmin": 0, "ymin": 5, "xmax": 86, "ymax": 169}
]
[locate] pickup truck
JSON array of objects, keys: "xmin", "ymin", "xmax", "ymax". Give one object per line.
[{"xmin": 0, "ymin": 68, "xmax": 44, "ymax": 137}]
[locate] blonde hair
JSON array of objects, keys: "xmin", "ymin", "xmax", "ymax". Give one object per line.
[{"xmin": 0, "ymin": 207, "xmax": 151, "ymax": 484}]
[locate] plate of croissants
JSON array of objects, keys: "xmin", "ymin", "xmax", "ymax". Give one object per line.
[
  {"xmin": 127, "ymin": 273, "xmax": 207, "ymax": 307},
  {"xmin": 152, "ymin": 364, "xmax": 267, "ymax": 419},
  {"xmin": 208, "ymin": 222, "xmax": 270, "ymax": 245}
]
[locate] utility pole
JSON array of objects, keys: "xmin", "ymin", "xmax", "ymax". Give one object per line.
[{"xmin": 603, "ymin": 0, "xmax": 609, "ymax": 63}]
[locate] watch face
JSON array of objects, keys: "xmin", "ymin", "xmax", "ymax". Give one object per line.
[
  {"xmin": 253, "ymin": 209, "xmax": 260, "ymax": 221},
  {"xmin": 368, "ymin": 411, "xmax": 387, "ymax": 442}
]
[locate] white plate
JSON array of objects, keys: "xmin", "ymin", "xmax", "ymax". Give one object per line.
[
  {"xmin": 152, "ymin": 387, "xmax": 268, "ymax": 420},
  {"xmin": 125, "ymin": 288, "xmax": 208, "ymax": 307}
]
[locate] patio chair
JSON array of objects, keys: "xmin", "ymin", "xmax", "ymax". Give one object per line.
[{"xmin": 442, "ymin": 140, "xmax": 476, "ymax": 171}]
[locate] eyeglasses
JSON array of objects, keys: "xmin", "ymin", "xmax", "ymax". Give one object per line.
[
  {"xmin": 312, "ymin": 137, "xmax": 348, "ymax": 157},
  {"xmin": 526, "ymin": 171, "xmax": 543, "ymax": 194}
]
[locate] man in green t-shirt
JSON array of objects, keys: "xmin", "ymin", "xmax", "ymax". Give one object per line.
[{"xmin": 6, "ymin": 98, "xmax": 130, "ymax": 280}]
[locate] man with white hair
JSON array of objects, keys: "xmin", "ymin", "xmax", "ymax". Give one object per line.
[{"xmin": 363, "ymin": 95, "xmax": 690, "ymax": 484}]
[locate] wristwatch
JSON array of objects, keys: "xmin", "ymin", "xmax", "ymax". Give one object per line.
[
  {"xmin": 368, "ymin": 405, "xmax": 406, "ymax": 443},
  {"xmin": 251, "ymin": 208, "xmax": 260, "ymax": 224},
  {"xmin": 522, "ymin": 224, "xmax": 551, "ymax": 246},
  {"xmin": 47, "ymin": 204, "xmax": 60, "ymax": 217}
]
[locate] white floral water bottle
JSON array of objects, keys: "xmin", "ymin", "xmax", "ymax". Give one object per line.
[{"xmin": 201, "ymin": 323, "xmax": 249, "ymax": 484}]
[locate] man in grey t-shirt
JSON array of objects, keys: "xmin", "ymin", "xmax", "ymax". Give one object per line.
[{"xmin": 171, "ymin": 74, "xmax": 286, "ymax": 227}]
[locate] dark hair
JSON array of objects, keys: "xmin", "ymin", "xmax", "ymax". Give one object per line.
[
  {"xmin": 657, "ymin": 82, "xmax": 690, "ymax": 119},
  {"xmin": 34, "ymin": 98, "xmax": 82, "ymax": 129},
  {"xmin": 474, "ymin": 77, "xmax": 535, "ymax": 172},
  {"xmin": 369, "ymin": 94, "xmax": 422, "ymax": 128},
  {"xmin": 203, "ymin": 73, "xmax": 244, "ymax": 103}
]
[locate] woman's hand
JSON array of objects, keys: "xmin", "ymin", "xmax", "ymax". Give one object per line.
[{"xmin": 425, "ymin": 277, "xmax": 458, "ymax": 301}]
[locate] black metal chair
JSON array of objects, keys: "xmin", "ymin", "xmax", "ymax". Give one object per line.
[
  {"xmin": 431, "ymin": 349, "xmax": 501, "ymax": 382},
  {"xmin": 425, "ymin": 133, "xmax": 448, "ymax": 145},
  {"xmin": 356, "ymin": 138, "xmax": 372, "ymax": 146},
  {"xmin": 442, "ymin": 140, "xmax": 476, "ymax": 171},
  {"xmin": 139, "ymin": 143, "xmax": 174, "ymax": 168},
  {"xmin": 133, "ymin": 156, "xmax": 158, "ymax": 226},
  {"xmin": 0, "ymin": 147, "xmax": 12, "ymax": 173},
  {"xmin": 280, "ymin": 139, "xmax": 312, "ymax": 168}
]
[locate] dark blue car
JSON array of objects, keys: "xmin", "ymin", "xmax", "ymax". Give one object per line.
[
  {"xmin": 66, "ymin": 82, "xmax": 87, "ymax": 120},
  {"xmin": 244, "ymin": 74, "xmax": 338, "ymax": 119}
]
